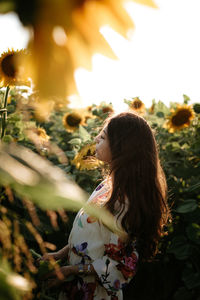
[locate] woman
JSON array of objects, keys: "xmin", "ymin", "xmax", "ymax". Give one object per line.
[{"xmin": 41, "ymin": 112, "xmax": 170, "ymax": 299}]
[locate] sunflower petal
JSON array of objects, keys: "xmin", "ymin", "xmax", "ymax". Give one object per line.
[
  {"xmin": 102, "ymin": 0, "xmax": 135, "ymax": 38},
  {"xmin": 71, "ymin": 8, "xmax": 118, "ymax": 60},
  {"xmin": 131, "ymin": 0, "xmax": 158, "ymax": 8},
  {"xmin": 19, "ymin": 0, "xmax": 157, "ymax": 108}
]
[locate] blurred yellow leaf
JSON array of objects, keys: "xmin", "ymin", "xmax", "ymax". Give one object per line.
[
  {"xmin": 0, "ymin": 143, "xmax": 127, "ymax": 240},
  {"xmin": 6, "ymin": 0, "xmax": 156, "ymax": 117},
  {"xmin": 132, "ymin": 0, "xmax": 157, "ymax": 7}
]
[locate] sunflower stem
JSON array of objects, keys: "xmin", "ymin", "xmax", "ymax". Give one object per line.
[{"xmin": 1, "ymin": 86, "xmax": 10, "ymax": 139}]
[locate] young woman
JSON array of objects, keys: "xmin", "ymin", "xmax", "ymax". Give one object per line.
[{"xmin": 41, "ymin": 112, "xmax": 170, "ymax": 300}]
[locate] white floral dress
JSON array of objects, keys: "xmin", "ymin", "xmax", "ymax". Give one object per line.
[{"xmin": 60, "ymin": 179, "xmax": 138, "ymax": 300}]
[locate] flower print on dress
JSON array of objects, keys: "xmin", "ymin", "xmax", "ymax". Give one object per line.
[
  {"xmin": 67, "ymin": 179, "xmax": 139, "ymax": 299},
  {"xmin": 113, "ymin": 280, "xmax": 120, "ymax": 290},
  {"xmin": 116, "ymin": 256, "xmax": 137, "ymax": 280},
  {"xmin": 72, "ymin": 242, "xmax": 92, "ymax": 264},
  {"xmin": 73, "ymin": 242, "xmax": 88, "ymax": 255},
  {"xmin": 87, "ymin": 216, "xmax": 97, "ymax": 223},
  {"xmin": 104, "ymin": 238, "xmax": 124, "ymax": 262},
  {"xmin": 104, "ymin": 238, "xmax": 138, "ymax": 280},
  {"xmin": 91, "ymin": 189, "xmax": 111, "ymax": 206},
  {"xmin": 95, "ymin": 183, "xmax": 104, "ymax": 191}
]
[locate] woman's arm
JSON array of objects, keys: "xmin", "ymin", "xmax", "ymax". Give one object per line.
[
  {"xmin": 55, "ymin": 244, "xmax": 69, "ymax": 260},
  {"xmin": 44, "ymin": 263, "xmax": 98, "ymax": 288},
  {"xmin": 41, "ymin": 244, "xmax": 69, "ymax": 261}
]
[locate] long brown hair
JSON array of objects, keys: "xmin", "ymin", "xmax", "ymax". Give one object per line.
[{"xmin": 105, "ymin": 112, "xmax": 170, "ymax": 261}]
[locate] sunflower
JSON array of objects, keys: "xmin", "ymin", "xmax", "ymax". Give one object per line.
[
  {"xmin": 0, "ymin": 49, "xmax": 30, "ymax": 87},
  {"xmin": 148, "ymin": 103, "xmax": 155, "ymax": 114},
  {"xmin": 34, "ymin": 128, "xmax": 50, "ymax": 142},
  {"xmin": 63, "ymin": 111, "xmax": 85, "ymax": 132},
  {"xmin": 102, "ymin": 105, "xmax": 114, "ymax": 114},
  {"xmin": 20, "ymin": 0, "xmax": 156, "ymax": 106},
  {"xmin": 71, "ymin": 143, "xmax": 103, "ymax": 170},
  {"xmin": 164, "ymin": 104, "xmax": 195, "ymax": 133},
  {"xmin": 129, "ymin": 97, "xmax": 145, "ymax": 113}
]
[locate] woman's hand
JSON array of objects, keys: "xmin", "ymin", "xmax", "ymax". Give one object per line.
[
  {"xmin": 40, "ymin": 252, "xmax": 59, "ymax": 262},
  {"xmin": 43, "ymin": 266, "xmax": 74, "ymax": 288},
  {"xmin": 38, "ymin": 244, "xmax": 69, "ymax": 263},
  {"xmin": 36, "ymin": 252, "xmax": 59, "ymax": 266}
]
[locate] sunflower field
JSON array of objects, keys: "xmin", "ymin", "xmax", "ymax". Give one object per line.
[
  {"xmin": 0, "ymin": 84, "xmax": 199, "ymax": 300},
  {"xmin": 0, "ymin": 0, "xmax": 200, "ymax": 299}
]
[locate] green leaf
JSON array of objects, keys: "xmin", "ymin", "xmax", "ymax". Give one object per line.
[
  {"xmin": 193, "ymin": 103, "xmax": 200, "ymax": 113},
  {"xmin": 186, "ymin": 223, "xmax": 200, "ymax": 244},
  {"xmin": 123, "ymin": 99, "xmax": 132, "ymax": 105},
  {"xmin": 171, "ymin": 142, "xmax": 181, "ymax": 149},
  {"xmin": 65, "ymin": 151, "xmax": 75, "ymax": 158},
  {"xmin": 174, "ymin": 287, "xmax": 193, "ymax": 300},
  {"xmin": 182, "ymin": 266, "xmax": 200, "ymax": 289},
  {"xmin": 68, "ymin": 138, "xmax": 82, "ymax": 145},
  {"xmin": 30, "ymin": 249, "xmax": 42, "ymax": 259},
  {"xmin": 167, "ymin": 236, "xmax": 191, "ymax": 260},
  {"xmin": 156, "ymin": 112, "xmax": 164, "ymax": 118},
  {"xmin": 176, "ymin": 200, "xmax": 198, "ymax": 213},
  {"xmin": 184, "ymin": 182, "xmax": 200, "ymax": 192},
  {"xmin": 0, "ymin": 1, "xmax": 14, "ymax": 14},
  {"xmin": 154, "ymin": 100, "xmax": 170, "ymax": 115},
  {"xmin": 183, "ymin": 94, "xmax": 190, "ymax": 104},
  {"xmin": 79, "ymin": 126, "xmax": 91, "ymax": 142}
]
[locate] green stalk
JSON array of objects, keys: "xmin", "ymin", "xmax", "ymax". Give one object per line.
[{"xmin": 1, "ymin": 86, "xmax": 10, "ymax": 139}]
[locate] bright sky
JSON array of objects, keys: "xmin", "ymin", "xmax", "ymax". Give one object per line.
[{"xmin": 0, "ymin": 0, "xmax": 200, "ymax": 110}]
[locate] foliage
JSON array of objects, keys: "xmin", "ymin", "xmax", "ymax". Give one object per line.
[
  {"xmin": 0, "ymin": 88, "xmax": 200, "ymax": 299},
  {"xmin": 0, "ymin": 88, "xmax": 115, "ymax": 299},
  {"xmin": 124, "ymin": 96, "xmax": 200, "ymax": 300}
]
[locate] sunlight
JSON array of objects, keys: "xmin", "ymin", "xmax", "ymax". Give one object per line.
[
  {"xmin": 1, "ymin": 0, "xmax": 199, "ymax": 109},
  {"xmin": 0, "ymin": 12, "xmax": 30, "ymax": 53},
  {"xmin": 74, "ymin": 0, "xmax": 199, "ymax": 109},
  {"xmin": 74, "ymin": 26, "xmax": 133, "ymax": 112},
  {"xmin": 74, "ymin": 3, "xmax": 152, "ymax": 111}
]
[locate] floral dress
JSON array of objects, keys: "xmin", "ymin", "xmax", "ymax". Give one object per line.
[{"xmin": 59, "ymin": 179, "xmax": 138, "ymax": 300}]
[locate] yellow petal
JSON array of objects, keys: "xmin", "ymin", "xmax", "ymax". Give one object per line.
[
  {"xmin": 102, "ymin": 0, "xmax": 135, "ymax": 38},
  {"xmin": 131, "ymin": 0, "xmax": 158, "ymax": 8},
  {"xmin": 71, "ymin": 8, "xmax": 118, "ymax": 60}
]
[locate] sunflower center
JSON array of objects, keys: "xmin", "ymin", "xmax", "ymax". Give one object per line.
[
  {"xmin": 37, "ymin": 128, "xmax": 47, "ymax": 139},
  {"xmin": 102, "ymin": 106, "xmax": 113, "ymax": 113},
  {"xmin": 82, "ymin": 149, "xmax": 94, "ymax": 160},
  {"xmin": 171, "ymin": 109, "xmax": 192, "ymax": 126},
  {"xmin": 1, "ymin": 54, "xmax": 16, "ymax": 78},
  {"xmin": 132, "ymin": 100, "xmax": 142, "ymax": 109},
  {"xmin": 66, "ymin": 113, "xmax": 82, "ymax": 127}
]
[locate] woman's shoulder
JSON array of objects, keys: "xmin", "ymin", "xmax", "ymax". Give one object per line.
[
  {"xmin": 95, "ymin": 177, "xmax": 111, "ymax": 191},
  {"xmin": 87, "ymin": 177, "xmax": 112, "ymax": 204}
]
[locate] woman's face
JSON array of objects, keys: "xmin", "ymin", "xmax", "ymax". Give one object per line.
[{"xmin": 95, "ymin": 126, "xmax": 112, "ymax": 163}]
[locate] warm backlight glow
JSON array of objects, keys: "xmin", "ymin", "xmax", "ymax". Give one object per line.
[
  {"xmin": 74, "ymin": 26, "xmax": 132, "ymax": 112},
  {"xmin": 74, "ymin": 0, "xmax": 199, "ymax": 109},
  {"xmin": 1, "ymin": 0, "xmax": 200, "ymax": 109}
]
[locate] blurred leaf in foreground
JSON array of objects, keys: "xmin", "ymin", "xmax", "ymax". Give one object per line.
[
  {"xmin": 0, "ymin": 143, "xmax": 126, "ymax": 239},
  {"xmin": 0, "ymin": 259, "xmax": 31, "ymax": 300}
]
